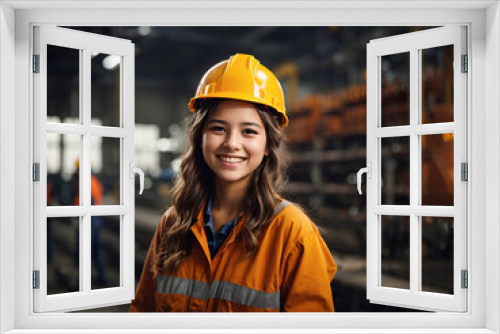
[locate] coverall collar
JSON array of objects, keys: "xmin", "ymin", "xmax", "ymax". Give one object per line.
[{"xmin": 190, "ymin": 198, "xmax": 247, "ymax": 263}]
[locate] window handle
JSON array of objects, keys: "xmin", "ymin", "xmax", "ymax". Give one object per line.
[
  {"xmin": 357, "ymin": 162, "xmax": 372, "ymax": 195},
  {"xmin": 129, "ymin": 162, "xmax": 144, "ymax": 195}
]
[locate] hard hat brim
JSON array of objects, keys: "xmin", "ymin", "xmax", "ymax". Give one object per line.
[{"xmin": 188, "ymin": 93, "xmax": 288, "ymax": 129}]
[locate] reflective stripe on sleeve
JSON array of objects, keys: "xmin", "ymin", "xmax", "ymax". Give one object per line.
[{"xmin": 157, "ymin": 275, "xmax": 280, "ymax": 310}]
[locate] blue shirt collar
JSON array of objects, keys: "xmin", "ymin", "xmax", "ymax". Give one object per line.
[{"xmin": 204, "ymin": 197, "xmax": 239, "ymax": 235}]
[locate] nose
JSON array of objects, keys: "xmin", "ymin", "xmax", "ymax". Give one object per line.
[{"xmin": 223, "ymin": 130, "xmax": 241, "ymax": 150}]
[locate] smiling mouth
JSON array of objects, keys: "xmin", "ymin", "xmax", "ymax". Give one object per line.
[{"xmin": 217, "ymin": 155, "xmax": 247, "ymax": 163}]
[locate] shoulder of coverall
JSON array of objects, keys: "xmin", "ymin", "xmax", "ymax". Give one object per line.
[
  {"xmin": 157, "ymin": 200, "xmax": 319, "ymax": 247},
  {"xmin": 262, "ymin": 201, "xmax": 323, "ymax": 255}
]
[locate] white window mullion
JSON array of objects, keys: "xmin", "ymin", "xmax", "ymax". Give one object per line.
[
  {"xmin": 46, "ymin": 123, "xmax": 88, "ymax": 135},
  {"xmin": 81, "ymin": 69, "xmax": 91, "ymax": 211},
  {"xmin": 120, "ymin": 57, "xmax": 126, "ymax": 289},
  {"xmin": 374, "ymin": 123, "xmax": 455, "ymax": 138},
  {"xmin": 89, "ymin": 205, "xmax": 129, "ymax": 216},
  {"xmin": 120, "ymin": 216, "xmax": 125, "ymax": 288},
  {"xmin": 90, "ymin": 126, "xmax": 130, "ymax": 138},
  {"xmin": 373, "ymin": 205, "xmax": 455, "ymax": 217},
  {"xmin": 33, "ymin": 27, "xmax": 49, "ymax": 309},
  {"xmin": 454, "ymin": 26, "xmax": 468, "ymax": 311},
  {"xmin": 376, "ymin": 215, "xmax": 382, "ymax": 288},
  {"xmin": 412, "ymin": 206, "xmax": 455, "ymax": 217},
  {"xmin": 122, "ymin": 43, "xmax": 135, "ymax": 297},
  {"xmin": 412, "ymin": 123, "xmax": 454, "ymax": 135},
  {"xmin": 409, "ymin": 47, "xmax": 419, "ymax": 295},
  {"xmin": 81, "ymin": 47, "xmax": 92, "ymax": 295},
  {"xmin": 366, "ymin": 42, "xmax": 379, "ymax": 301},
  {"xmin": 373, "ymin": 126, "xmax": 411, "ymax": 138},
  {"xmin": 46, "ymin": 124, "xmax": 130, "ymax": 138},
  {"xmin": 81, "ymin": 214, "xmax": 90, "ymax": 294},
  {"xmin": 410, "ymin": 213, "xmax": 419, "ymax": 293}
]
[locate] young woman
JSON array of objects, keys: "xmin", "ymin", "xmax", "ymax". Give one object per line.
[{"xmin": 130, "ymin": 54, "xmax": 336, "ymax": 312}]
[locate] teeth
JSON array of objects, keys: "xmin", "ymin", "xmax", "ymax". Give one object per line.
[{"xmin": 219, "ymin": 156, "xmax": 245, "ymax": 163}]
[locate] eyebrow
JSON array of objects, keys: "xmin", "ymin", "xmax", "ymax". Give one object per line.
[{"xmin": 207, "ymin": 119, "xmax": 263, "ymax": 129}]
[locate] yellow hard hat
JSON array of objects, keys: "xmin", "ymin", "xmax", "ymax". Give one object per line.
[{"xmin": 188, "ymin": 54, "xmax": 288, "ymax": 128}]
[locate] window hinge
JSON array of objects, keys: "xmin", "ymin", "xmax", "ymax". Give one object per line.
[
  {"xmin": 461, "ymin": 54, "xmax": 468, "ymax": 73},
  {"xmin": 461, "ymin": 270, "xmax": 468, "ymax": 289},
  {"xmin": 33, "ymin": 54, "xmax": 40, "ymax": 73},
  {"xmin": 33, "ymin": 270, "xmax": 40, "ymax": 289},
  {"xmin": 33, "ymin": 163, "xmax": 40, "ymax": 182},
  {"xmin": 461, "ymin": 162, "xmax": 468, "ymax": 181}
]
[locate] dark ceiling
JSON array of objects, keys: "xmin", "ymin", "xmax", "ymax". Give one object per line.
[{"xmin": 63, "ymin": 26, "xmax": 432, "ymax": 94}]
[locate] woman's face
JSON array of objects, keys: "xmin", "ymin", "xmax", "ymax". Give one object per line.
[{"xmin": 202, "ymin": 100, "xmax": 268, "ymax": 188}]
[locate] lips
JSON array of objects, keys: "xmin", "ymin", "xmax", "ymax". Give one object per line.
[{"xmin": 217, "ymin": 155, "xmax": 247, "ymax": 164}]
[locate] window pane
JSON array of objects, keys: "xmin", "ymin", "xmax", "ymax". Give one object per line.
[
  {"xmin": 421, "ymin": 45, "xmax": 454, "ymax": 124},
  {"xmin": 421, "ymin": 134, "xmax": 454, "ymax": 206},
  {"xmin": 421, "ymin": 216, "xmax": 454, "ymax": 294},
  {"xmin": 381, "ymin": 137, "xmax": 410, "ymax": 205},
  {"xmin": 381, "ymin": 52, "xmax": 410, "ymax": 127},
  {"xmin": 47, "ymin": 133, "xmax": 82, "ymax": 206},
  {"xmin": 91, "ymin": 216, "xmax": 121, "ymax": 290},
  {"xmin": 381, "ymin": 215, "xmax": 410, "ymax": 290},
  {"xmin": 92, "ymin": 52, "xmax": 121, "ymax": 127},
  {"xmin": 47, "ymin": 45, "xmax": 80, "ymax": 124},
  {"xmin": 47, "ymin": 217, "xmax": 81, "ymax": 294},
  {"xmin": 91, "ymin": 137, "xmax": 121, "ymax": 205}
]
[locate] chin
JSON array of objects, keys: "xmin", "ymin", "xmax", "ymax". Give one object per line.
[{"xmin": 215, "ymin": 173, "xmax": 251, "ymax": 185}]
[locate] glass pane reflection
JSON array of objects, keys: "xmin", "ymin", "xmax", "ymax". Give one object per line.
[
  {"xmin": 381, "ymin": 215, "xmax": 410, "ymax": 290},
  {"xmin": 91, "ymin": 137, "xmax": 121, "ymax": 205},
  {"xmin": 47, "ymin": 217, "xmax": 80, "ymax": 295},
  {"xmin": 421, "ymin": 45, "xmax": 454, "ymax": 124},
  {"xmin": 421, "ymin": 216, "xmax": 454, "ymax": 294},
  {"xmin": 47, "ymin": 133, "xmax": 81, "ymax": 206},
  {"xmin": 47, "ymin": 45, "xmax": 80, "ymax": 124},
  {"xmin": 91, "ymin": 216, "xmax": 121, "ymax": 290},
  {"xmin": 421, "ymin": 134, "xmax": 454, "ymax": 206},
  {"xmin": 381, "ymin": 52, "xmax": 410, "ymax": 127},
  {"xmin": 92, "ymin": 53, "xmax": 121, "ymax": 127},
  {"xmin": 381, "ymin": 137, "xmax": 410, "ymax": 205}
]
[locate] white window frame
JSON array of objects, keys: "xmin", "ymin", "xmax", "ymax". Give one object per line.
[{"xmin": 0, "ymin": 1, "xmax": 499, "ymax": 333}]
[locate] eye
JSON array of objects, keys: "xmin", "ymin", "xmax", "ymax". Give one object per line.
[
  {"xmin": 209, "ymin": 126, "xmax": 225, "ymax": 132},
  {"xmin": 242, "ymin": 129, "xmax": 258, "ymax": 135}
]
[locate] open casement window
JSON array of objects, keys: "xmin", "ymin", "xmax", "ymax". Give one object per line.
[
  {"xmin": 33, "ymin": 26, "xmax": 141, "ymax": 312},
  {"xmin": 363, "ymin": 26, "xmax": 467, "ymax": 312}
]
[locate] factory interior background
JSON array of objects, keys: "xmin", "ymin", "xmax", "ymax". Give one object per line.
[{"xmin": 44, "ymin": 26, "xmax": 455, "ymax": 312}]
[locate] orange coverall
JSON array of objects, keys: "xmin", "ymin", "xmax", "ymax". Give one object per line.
[{"xmin": 130, "ymin": 200, "xmax": 336, "ymax": 312}]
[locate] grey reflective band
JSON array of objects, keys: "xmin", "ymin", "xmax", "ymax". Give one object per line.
[
  {"xmin": 273, "ymin": 200, "xmax": 291, "ymax": 219},
  {"xmin": 157, "ymin": 275, "xmax": 209, "ymax": 300},
  {"xmin": 157, "ymin": 275, "xmax": 280, "ymax": 310},
  {"xmin": 209, "ymin": 280, "xmax": 280, "ymax": 309}
]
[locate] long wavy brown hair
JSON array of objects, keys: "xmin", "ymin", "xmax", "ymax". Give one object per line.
[{"xmin": 155, "ymin": 99, "xmax": 289, "ymax": 273}]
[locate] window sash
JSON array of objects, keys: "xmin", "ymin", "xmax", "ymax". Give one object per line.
[
  {"xmin": 366, "ymin": 26, "xmax": 468, "ymax": 312},
  {"xmin": 32, "ymin": 25, "xmax": 136, "ymax": 313}
]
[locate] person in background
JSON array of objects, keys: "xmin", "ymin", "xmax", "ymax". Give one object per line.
[
  {"xmin": 71, "ymin": 159, "xmax": 107, "ymax": 287},
  {"xmin": 130, "ymin": 54, "xmax": 336, "ymax": 312}
]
